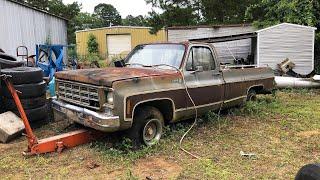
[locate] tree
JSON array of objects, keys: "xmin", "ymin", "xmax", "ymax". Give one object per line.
[
  {"xmin": 87, "ymin": 34, "xmax": 99, "ymax": 54},
  {"xmin": 122, "ymin": 15, "xmax": 148, "ymax": 26},
  {"xmin": 145, "ymin": 0, "xmax": 259, "ymax": 33},
  {"xmin": 200, "ymin": 0, "xmax": 258, "ymax": 24},
  {"xmin": 74, "ymin": 12, "xmax": 102, "ymax": 30},
  {"xmin": 146, "ymin": 0, "xmax": 199, "ymax": 34},
  {"xmin": 93, "ymin": 3, "xmax": 122, "ymax": 27},
  {"xmin": 245, "ymin": 0, "xmax": 320, "ymax": 28}
]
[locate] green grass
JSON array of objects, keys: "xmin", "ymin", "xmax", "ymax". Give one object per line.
[{"xmin": 0, "ymin": 90, "xmax": 319, "ymax": 179}]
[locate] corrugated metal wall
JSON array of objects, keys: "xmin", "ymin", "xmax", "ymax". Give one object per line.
[
  {"xmin": 168, "ymin": 26, "xmax": 254, "ymax": 42},
  {"xmin": 257, "ymin": 23, "xmax": 315, "ymax": 75},
  {"xmin": 0, "ymin": 0, "xmax": 67, "ymax": 57},
  {"xmin": 212, "ymin": 39, "xmax": 252, "ymax": 64},
  {"xmin": 168, "ymin": 26, "xmax": 254, "ymax": 64},
  {"xmin": 76, "ymin": 27, "xmax": 167, "ymax": 57}
]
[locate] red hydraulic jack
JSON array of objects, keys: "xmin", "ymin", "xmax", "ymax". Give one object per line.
[{"xmin": 1, "ymin": 74, "xmax": 104, "ymax": 156}]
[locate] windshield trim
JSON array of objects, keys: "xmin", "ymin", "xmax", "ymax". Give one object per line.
[{"xmin": 124, "ymin": 43, "xmax": 187, "ymax": 69}]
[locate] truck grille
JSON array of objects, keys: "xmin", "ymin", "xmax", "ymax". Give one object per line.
[{"xmin": 56, "ymin": 80, "xmax": 103, "ymax": 110}]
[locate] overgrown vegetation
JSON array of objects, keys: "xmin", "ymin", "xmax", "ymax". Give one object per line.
[{"xmin": 0, "ymin": 90, "xmax": 319, "ymax": 179}]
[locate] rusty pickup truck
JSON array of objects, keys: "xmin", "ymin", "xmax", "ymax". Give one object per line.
[{"xmin": 52, "ymin": 42, "xmax": 274, "ymax": 146}]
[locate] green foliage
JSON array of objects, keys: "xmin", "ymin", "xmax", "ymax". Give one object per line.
[
  {"xmin": 87, "ymin": 34, "xmax": 99, "ymax": 54},
  {"xmin": 93, "ymin": 3, "xmax": 122, "ymax": 27},
  {"xmin": 245, "ymin": 0, "xmax": 320, "ymax": 28},
  {"xmin": 122, "ymin": 15, "xmax": 148, "ymax": 26},
  {"xmin": 74, "ymin": 12, "xmax": 102, "ymax": 30},
  {"xmin": 230, "ymin": 95, "xmax": 280, "ymax": 118},
  {"xmin": 67, "ymin": 45, "xmax": 77, "ymax": 59},
  {"xmin": 146, "ymin": 0, "xmax": 199, "ymax": 34},
  {"xmin": 146, "ymin": 0, "xmax": 260, "ymax": 33},
  {"xmin": 201, "ymin": 0, "xmax": 258, "ymax": 24},
  {"xmin": 91, "ymin": 138, "xmax": 158, "ymax": 162},
  {"xmin": 85, "ymin": 53, "xmax": 101, "ymax": 63}
]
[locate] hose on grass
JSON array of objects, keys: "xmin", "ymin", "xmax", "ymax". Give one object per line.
[{"xmin": 153, "ymin": 64, "xmax": 223, "ymax": 159}]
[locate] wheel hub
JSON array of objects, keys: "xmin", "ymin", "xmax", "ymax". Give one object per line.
[{"xmin": 143, "ymin": 119, "xmax": 163, "ymax": 146}]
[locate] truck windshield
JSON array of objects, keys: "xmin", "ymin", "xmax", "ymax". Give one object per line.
[{"xmin": 126, "ymin": 44, "xmax": 185, "ymax": 68}]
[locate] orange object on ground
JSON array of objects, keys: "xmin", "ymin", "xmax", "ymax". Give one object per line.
[{"xmin": 1, "ymin": 74, "xmax": 103, "ymax": 156}]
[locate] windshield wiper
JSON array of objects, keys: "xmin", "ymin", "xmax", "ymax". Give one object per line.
[
  {"xmin": 125, "ymin": 63, "xmax": 152, "ymax": 68},
  {"xmin": 151, "ymin": 64, "xmax": 179, "ymax": 71}
]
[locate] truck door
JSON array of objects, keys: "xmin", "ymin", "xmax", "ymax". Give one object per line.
[{"xmin": 183, "ymin": 45, "xmax": 225, "ymax": 115}]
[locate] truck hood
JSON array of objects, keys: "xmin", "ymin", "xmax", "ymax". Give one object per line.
[{"xmin": 55, "ymin": 67, "xmax": 178, "ymax": 86}]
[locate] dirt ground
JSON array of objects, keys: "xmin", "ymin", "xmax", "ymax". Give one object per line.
[{"xmin": 0, "ymin": 90, "xmax": 319, "ymax": 179}]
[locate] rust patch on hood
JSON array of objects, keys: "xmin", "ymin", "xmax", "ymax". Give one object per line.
[{"xmin": 55, "ymin": 67, "xmax": 179, "ymax": 86}]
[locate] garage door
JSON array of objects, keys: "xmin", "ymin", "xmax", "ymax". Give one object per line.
[{"xmin": 107, "ymin": 34, "xmax": 131, "ymax": 59}]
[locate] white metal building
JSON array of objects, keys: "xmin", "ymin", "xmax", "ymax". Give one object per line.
[
  {"xmin": 0, "ymin": 0, "xmax": 67, "ymax": 57},
  {"xmin": 168, "ymin": 23, "xmax": 317, "ymax": 75},
  {"xmin": 256, "ymin": 23, "xmax": 316, "ymax": 75}
]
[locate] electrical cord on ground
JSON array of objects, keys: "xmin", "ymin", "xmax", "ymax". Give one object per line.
[
  {"xmin": 152, "ymin": 64, "xmax": 201, "ymax": 159},
  {"xmin": 151, "ymin": 64, "xmax": 225, "ymax": 159}
]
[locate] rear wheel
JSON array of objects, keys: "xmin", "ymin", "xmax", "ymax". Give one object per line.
[
  {"xmin": 127, "ymin": 106, "xmax": 164, "ymax": 147},
  {"xmin": 247, "ymin": 89, "xmax": 257, "ymax": 101}
]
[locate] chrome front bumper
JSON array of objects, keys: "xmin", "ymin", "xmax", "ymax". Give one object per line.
[{"xmin": 52, "ymin": 99, "xmax": 120, "ymax": 132}]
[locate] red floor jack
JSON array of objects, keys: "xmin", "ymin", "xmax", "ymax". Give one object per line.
[{"xmin": 1, "ymin": 74, "xmax": 103, "ymax": 156}]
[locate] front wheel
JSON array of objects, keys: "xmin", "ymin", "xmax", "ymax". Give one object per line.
[{"xmin": 126, "ymin": 106, "xmax": 164, "ymax": 147}]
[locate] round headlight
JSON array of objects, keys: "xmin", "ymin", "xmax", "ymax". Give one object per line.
[{"xmin": 107, "ymin": 91, "xmax": 114, "ymax": 105}]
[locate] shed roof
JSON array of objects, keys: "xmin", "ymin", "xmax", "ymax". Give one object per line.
[
  {"xmin": 76, "ymin": 26, "xmax": 157, "ymax": 33},
  {"xmin": 167, "ymin": 24, "xmax": 252, "ymax": 30},
  {"xmin": 256, "ymin": 23, "xmax": 317, "ymax": 33},
  {"xmin": 7, "ymin": 0, "xmax": 68, "ymax": 21}
]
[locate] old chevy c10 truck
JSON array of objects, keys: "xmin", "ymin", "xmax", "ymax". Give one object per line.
[{"xmin": 52, "ymin": 42, "xmax": 274, "ymax": 146}]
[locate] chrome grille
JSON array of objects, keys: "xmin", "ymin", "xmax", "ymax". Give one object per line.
[{"xmin": 56, "ymin": 80, "xmax": 102, "ymax": 110}]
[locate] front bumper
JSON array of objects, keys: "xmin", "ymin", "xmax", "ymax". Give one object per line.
[{"xmin": 52, "ymin": 99, "xmax": 120, "ymax": 132}]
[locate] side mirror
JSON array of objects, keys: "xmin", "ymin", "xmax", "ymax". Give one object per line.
[{"xmin": 114, "ymin": 59, "xmax": 125, "ymax": 67}]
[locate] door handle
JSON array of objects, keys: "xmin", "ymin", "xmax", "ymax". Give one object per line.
[{"xmin": 213, "ymin": 72, "xmax": 221, "ymax": 76}]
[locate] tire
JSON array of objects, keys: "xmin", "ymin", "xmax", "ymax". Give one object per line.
[
  {"xmin": 1, "ymin": 67, "xmax": 43, "ymax": 84},
  {"xmin": 2, "ymin": 81, "xmax": 46, "ymax": 98},
  {"xmin": 247, "ymin": 89, "xmax": 257, "ymax": 101},
  {"xmin": 0, "ymin": 53, "xmax": 16, "ymax": 61},
  {"xmin": 3, "ymin": 95, "xmax": 46, "ymax": 110},
  {"xmin": 126, "ymin": 106, "xmax": 164, "ymax": 147},
  {"xmin": 13, "ymin": 104, "xmax": 48, "ymax": 123},
  {"xmin": 0, "ymin": 58, "xmax": 24, "ymax": 69},
  {"xmin": 295, "ymin": 163, "xmax": 320, "ymax": 180}
]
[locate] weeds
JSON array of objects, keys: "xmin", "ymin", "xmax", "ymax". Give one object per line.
[
  {"xmin": 91, "ymin": 137, "xmax": 159, "ymax": 163},
  {"xmin": 1, "ymin": 90, "xmax": 318, "ymax": 179}
]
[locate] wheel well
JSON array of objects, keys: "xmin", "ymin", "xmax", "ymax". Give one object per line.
[
  {"xmin": 133, "ymin": 99, "xmax": 174, "ymax": 124},
  {"xmin": 248, "ymin": 85, "xmax": 264, "ymax": 94}
]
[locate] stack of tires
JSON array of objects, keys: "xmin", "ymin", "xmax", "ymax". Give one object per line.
[
  {"xmin": 1, "ymin": 67, "xmax": 48, "ymax": 127},
  {"xmin": 0, "ymin": 53, "xmax": 24, "ymax": 113}
]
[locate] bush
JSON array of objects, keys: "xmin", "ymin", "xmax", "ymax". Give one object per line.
[
  {"xmin": 86, "ymin": 53, "xmax": 101, "ymax": 63},
  {"xmin": 87, "ymin": 33, "xmax": 99, "ymax": 54}
]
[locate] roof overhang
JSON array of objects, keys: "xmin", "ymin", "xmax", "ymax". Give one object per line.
[
  {"xmin": 7, "ymin": 0, "xmax": 68, "ymax": 21},
  {"xmin": 189, "ymin": 32, "xmax": 257, "ymax": 43},
  {"xmin": 167, "ymin": 24, "xmax": 252, "ymax": 30},
  {"xmin": 256, "ymin": 23, "xmax": 317, "ymax": 33}
]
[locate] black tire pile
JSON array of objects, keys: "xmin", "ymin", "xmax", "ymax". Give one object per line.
[{"xmin": 0, "ymin": 54, "xmax": 48, "ymax": 127}]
